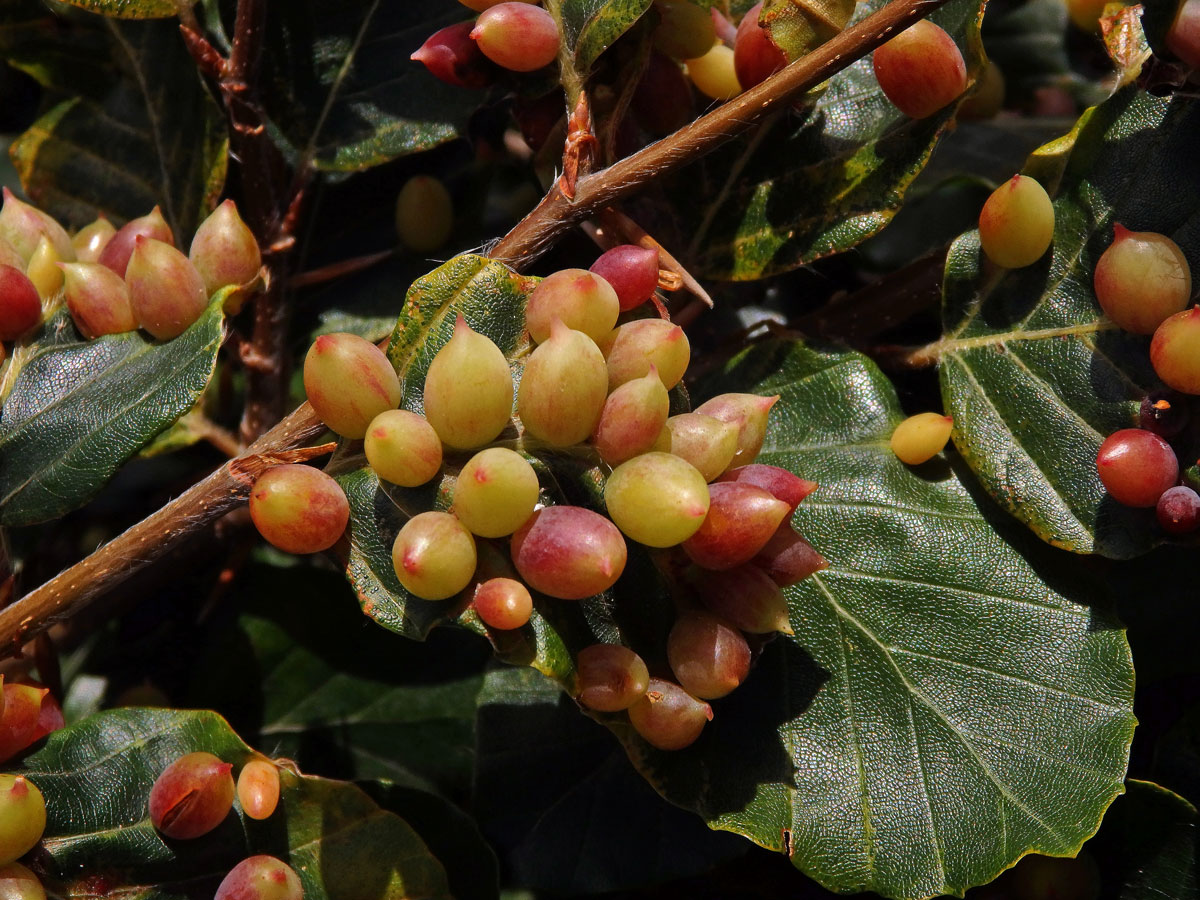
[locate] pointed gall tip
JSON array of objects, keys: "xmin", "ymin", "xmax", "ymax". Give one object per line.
[
  {"xmin": 411, "ymin": 47, "xmax": 428, "ymax": 63},
  {"xmin": 761, "ymin": 394, "xmax": 781, "ymax": 411},
  {"xmin": 702, "ymin": 703, "xmax": 714, "ymax": 721},
  {"xmin": 1, "ymin": 186, "xmax": 13, "ymax": 202},
  {"xmin": 778, "ymin": 618, "xmax": 796, "ymax": 636},
  {"xmin": 217, "ymin": 762, "xmax": 234, "ymax": 776},
  {"xmin": 942, "ymin": 416, "xmax": 953, "ymax": 425},
  {"xmin": 548, "ymin": 317, "xmax": 569, "ymax": 340},
  {"xmin": 469, "ymin": 24, "xmax": 482, "ymax": 42},
  {"xmin": 10, "ymin": 776, "xmax": 28, "ymax": 797},
  {"xmin": 1112, "ymin": 222, "xmax": 1131, "ymax": 241}
]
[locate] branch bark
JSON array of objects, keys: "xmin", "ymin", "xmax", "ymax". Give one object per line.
[
  {"xmin": 0, "ymin": 0, "xmax": 953, "ymax": 655},
  {"xmin": 490, "ymin": 0, "xmax": 953, "ymax": 266}
]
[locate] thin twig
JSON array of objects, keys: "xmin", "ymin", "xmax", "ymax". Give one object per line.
[
  {"xmin": 290, "ymin": 249, "xmax": 397, "ymax": 290},
  {"xmin": 0, "ymin": 0, "xmax": 954, "ymax": 657},
  {"xmin": 596, "ymin": 208, "xmax": 714, "ymax": 308},
  {"xmin": 489, "ymin": 0, "xmax": 955, "ymax": 267}
]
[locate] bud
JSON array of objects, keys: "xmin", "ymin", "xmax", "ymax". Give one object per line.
[
  {"xmin": 0, "ymin": 265, "xmax": 42, "ymax": 341},
  {"xmin": 236, "ymin": 759, "xmax": 281, "ymax": 820},
  {"xmin": 304, "ymin": 333, "xmax": 403, "ymax": 439},
  {"xmin": 148, "ymin": 751, "xmax": 235, "ymax": 840},
  {"xmin": 215, "ymin": 856, "xmax": 303, "ymax": 900},
  {"xmin": 423, "ymin": 315, "xmax": 513, "ymax": 449},
  {"xmin": 592, "ymin": 367, "xmax": 670, "ymax": 465},
  {"xmin": 1168, "ymin": 0, "xmax": 1200, "ymax": 68},
  {"xmin": 600, "ymin": 318, "xmax": 690, "ymax": 391},
  {"xmin": 511, "ymin": 506, "xmax": 627, "ymax": 599},
  {"xmin": 26, "ymin": 236, "xmax": 63, "ymax": 299},
  {"xmin": 0, "ymin": 861, "xmax": 46, "ymax": 900},
  {"xmin": 717, "ymin": 463, "xmax": 818, "ymax": 513},
  {"xmin": 0, "ymin": 683, "xmax": 64, "ymax": 764},
  {"xmin": 589, "ymin": 244, "xmax": 660, "ymax": 312},
  {"xmin": 693, "ymin": 392, "xmax": 779, "ymax": 467},
  {"xmin": 411, "ymin": 21, "xmax": 498, "ymax": 89},
  {"xmin": 72, "ymin": 216, "xmax": 116, "ymax": 263},
  {"xmin": 681, "ymin": 481, "xmax": 790, "ymax": 570},
  {"xmin": 518, "ymin": 319, "xmax": 609, "ymax": 446},
  {"xmin": 60, "ymin": 262, "xmax": 138, "ymax": 338},
  {"xmin": 753, "ymin": 523, "xmax": 827, "ymax": 586},
  {"xmin": 189, "ymin": 199, "xmax": 262, "ymax": 296},
  {"xmin": 0, "ymin": 775, "xmax": 46, "ymax": 866},
  {"xmin": 654, "ymin": 412, "xmax": 739, "ymax": 481},
  {"xmin": 126, "ymin": 237, "xmax": 208, "ymax": 339},
  {"xmin": 733, "ymin": 2, "xmax": 788, "ymax": 90},
  {"xmin": 0, "ymin": 188, "xmax": 74, "ymax": 264},
  {"xmin": 470, "ymin": 3, "xmax": 560, "ymax": 73},
  {"xmin": 691, "ymin": 563, "xmax": 793, "ymax": 634},
  {"xmin": 98, "ymin": 205, "xmax": 174, "ymax": 277},
  {"xmin": 395, "ymin": 176, "xmax": 454, "ymax": 254},
  {"xmin": 525, "ymin": 269, "xmax": 620, "ymax": 344}
]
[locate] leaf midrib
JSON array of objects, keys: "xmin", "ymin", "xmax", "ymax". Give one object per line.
[{"xmin": 809, "ymin": 570, "xmax": 1077, "ymax": 887}]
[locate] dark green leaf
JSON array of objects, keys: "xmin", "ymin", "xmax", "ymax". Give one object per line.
[
  {"xmin": 258, "ymin": 1, "xmax": 481, "ymax": 172},
  {"xmin": 0, "ymin": 1, "xmax": 118, "ymax": 101},
  {"xmin": 1152, "ymin": 698, "xmax": 1200, "ymax": 807},
  {"xmin": 0, "ymin": 299, "xmax": 225, "ymax": 526},
  {"xmin": 361, "ymin": 781, "xmax": 500, "ymax": 900},
  {"xmin": 646, "ymin": 0, "xmax": 985, "ymax": 279},
  {"xmin": 18, "ymin": 708, "xmax": 453, "ymax": 900},
  {"xmin": 189, "ymin": 563, "xmax": 490, "ymax": 796},
  {"xmin": 560, "ymin": 0, "xmax": 653, "ymax": 75},
  {"xmin": 473, "ymin": 667, "xmax": 748, "ymax": 894},
  {"xmin": 1088, "ymin": 781, "xmax": 1198, "ymax": 900},
  {"xmin": 58, "ymin": 0, "xmax": 177, "ymax": 18},
  {"xmin": 935, "ymin": 88, "xmax": 1200, "ymax": 557},
  {"xmin": 8, "ymin": 15, "xmax": 227, "ymax": 234},
  {"xmin": 621, "ymin": 338, "xmax": 1136, "ymax": 900}
]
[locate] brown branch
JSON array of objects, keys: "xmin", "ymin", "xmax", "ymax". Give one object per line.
[
  {"xmin": 0, "ymin": 406, "xmax": 329, "ymax": 655},
  {"xmin": 489, "ymin": 0, "xmax": 954, "ymax": 267},
  {"xmin": 0, "ymin": 0, "xmax": 952, "ymax": 656},
  {"xmin": 289, "ymin": 249, "xmax": 396, "ymax": 290}
]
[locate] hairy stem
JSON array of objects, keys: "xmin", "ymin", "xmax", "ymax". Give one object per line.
[{"xmin": 0, "ymin": 0, "xmax": 952, "ymax": 655}]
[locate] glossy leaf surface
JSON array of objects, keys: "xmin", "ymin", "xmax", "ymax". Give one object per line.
[
  {"xmin": 257, "ymin": 1, "xmax": 482, "ymax": 171},
  {"xmin": 647, "ymin": 0, "xmax": 984, "ymax": 279},
  {"xmin": 0, "ymin": 301, "xmax": 225, "ymax": 526},
  {"xmin": 935, "ymin": 89, "xmax": 1200, "ymax": 557},
  {"xmin": 16, "ymin": 708, "xmax": 452, "ymax": 899}
]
